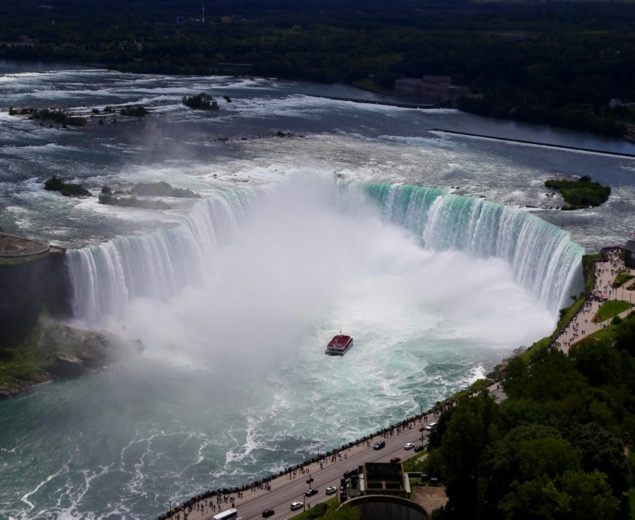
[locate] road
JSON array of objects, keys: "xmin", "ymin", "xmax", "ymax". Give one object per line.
[{"xmin": 167, "ymin": 413, "xmax": 441, "ymax": 520}]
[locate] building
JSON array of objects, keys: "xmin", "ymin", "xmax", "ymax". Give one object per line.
[
  {"xmin": 360, "ymin": 462, "xmax": 411, "ymax": 498},
  {"xmin": 394, "ymin": 76, "xmax": 470, "ymax": 107},
  {"xmin": 339, "ymin": 463, "xmax": 428, "ymax": 519}
]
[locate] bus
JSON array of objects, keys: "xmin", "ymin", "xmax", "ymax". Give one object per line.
[{"xmin": 212, "ymin": 508, "xmax": 238, "ymax": 520}]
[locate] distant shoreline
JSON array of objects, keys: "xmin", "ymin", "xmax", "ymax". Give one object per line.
[{"xmin": 432, "ymin": 129, "xmax": 635, "ymax": 158}]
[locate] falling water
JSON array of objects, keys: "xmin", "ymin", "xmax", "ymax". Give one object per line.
[{"xmin": 67, "ymin": 179, "xmax": 583, "ymax": 326}]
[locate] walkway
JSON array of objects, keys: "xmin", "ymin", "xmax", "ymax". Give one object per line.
[{"xmin": 553, "ymin": 247, "xmax": 634, "ymax": 353}]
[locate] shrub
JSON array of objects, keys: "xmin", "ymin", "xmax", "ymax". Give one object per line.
[{"xmin": 545, "ymin": 177, "xmax": 610, "ymax": 209}]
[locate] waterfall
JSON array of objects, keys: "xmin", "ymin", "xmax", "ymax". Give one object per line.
[
  {"xmin": 66, "ymin": 181, "xmax": 583, "ymax": 324},
  {"xmin": 362, "ymin": 183, "xmax": 584, "ymax": 313},
  {"xmin": 66, "ymin": 188, "xmax": 260, "ymax": 324}
]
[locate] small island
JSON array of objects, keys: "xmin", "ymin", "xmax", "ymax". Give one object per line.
[
  {"xmin": 182, "ymin": 93, "xmax": 219, "ymax": 111},
  {"xmin": 98, "ymin": 181, "xmax": 200, "ymax": 210},
  {"xmin": 10, "ymin": 107, "xmax": 86, "ymax": 128},
  {"xmin": 44, "ymin": 175, "xmax": 91, "ymax": 197},
  {"xmin": 545, "ymin": 175, "xmax": 611, "ymax": 210}
]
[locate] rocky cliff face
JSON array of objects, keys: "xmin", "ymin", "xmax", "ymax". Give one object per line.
[
  {"xmin": 0, "ymin": 249, "xmax": 72, "ymax": 348},
  {"xmin": 0, "ymin": 320, "xmax": 144, "ymax": 399},
  {"xmin": 0, "ymin": 235, "xmax": 142, "ymax": 400}
]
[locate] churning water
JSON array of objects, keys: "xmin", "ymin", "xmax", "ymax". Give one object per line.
[{"xmin": 1, "ymin": 62, "xmax": 634, "ymax": 519}]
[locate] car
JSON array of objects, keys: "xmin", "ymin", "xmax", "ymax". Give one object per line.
[
  {"xmin": 305, "ymin": 488, "xmax": 318, "ymax": 497},
  {"xmin": 390, "ymin": 457, "xmax": 401, "ymax": 463},
  {"xmin": 343, "ymin": 469, "xmax": 358, "ymax": 479},
  {"xmin": 290, "ymin": 501, "xmax": 304, "ymax": 511},
  {"xmin": 262, "ymin": 509, "xmax": 275, "ymax": 518},
  {"xmin": 414, "ymin": 444, "xmax": 425, "ymax": 452},
  {"xmin": 404, "ymin": 442, "xmax": 416, "ymax": 450},
  {"xmin": 325, "ymin": 486, "xmax": 337, "ymax": 495},
  {"xmin": 425, "ymin": 422, "xmax": 438, "ymax": 431},
  {"xmin": 373, "ymin": 440, "xmax": 386, "ymax": 450}
]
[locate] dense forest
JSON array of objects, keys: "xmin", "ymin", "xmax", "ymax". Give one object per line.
[
  {"xmin": 1, "ymin": 0, "xmax": 635, "ymax": 137},
  {"xmin": 423, "ymin": 315, "xmax": 635, "ymax": 519}
]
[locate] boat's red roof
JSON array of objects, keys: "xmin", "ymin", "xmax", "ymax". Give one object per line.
[{"xmin": 328, "ymin": 335, "xmax": 352, "ymax": 348}]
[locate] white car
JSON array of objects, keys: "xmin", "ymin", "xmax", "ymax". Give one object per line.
[
  {"xmin": 425, "ymin": 422, "xmax": 438, "ymax": 431},
  {"xmin": 325, "ymin": 486, "xmax": 338, "ymax": 495},
  {"xmin": 290, "ymin": 501, "xmax": 304, "ymax": 511},
  {"xmin": 404, "ymin": 442, "xmax": 416, "ymax": 450}
]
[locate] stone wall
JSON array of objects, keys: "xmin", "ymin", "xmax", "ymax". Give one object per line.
[{"xmin": 0, "ymin": 240, "xmax": 72, "ymax": 347}]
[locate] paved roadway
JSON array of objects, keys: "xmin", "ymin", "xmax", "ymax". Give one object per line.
[
  {"xmin": 167, "ymin": 380, "xmax": 507, "ymax": 520},
  {"xmin": 167, "ymin": 414, "xmax": 438, "ymax": 520}
]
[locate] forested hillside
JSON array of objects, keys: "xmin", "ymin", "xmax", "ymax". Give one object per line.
[
  {"xmin": 1, "ymin": 0, "xmax": 635, "ymax": 137},
  {"xmin": 424, "ymin": 311, "xmax": 635, "ymax": 519}
]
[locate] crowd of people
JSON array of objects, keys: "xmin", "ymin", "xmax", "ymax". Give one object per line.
[
  {"xmin": 551, "ymin": 246, "xmax": 628, "ymax": 351},
  {"xmin": 156, "ymin": 403, "xmax": 458, "ymax": 520}
]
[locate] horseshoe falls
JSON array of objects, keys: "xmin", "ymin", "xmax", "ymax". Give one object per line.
[
  {"xmin": 7, "ymin": 174, "xmax": 579, "ymax": 520},
  {"xmin": 362, "ymin": 183, "xmax": 583, "ymax": 313},
  {"xmin": 66, "ymin": 178, "xmax": 582, "ymax": 337}
]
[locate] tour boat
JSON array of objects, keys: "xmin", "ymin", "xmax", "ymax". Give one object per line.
[{"xmin": 325, "ymin": 334, "xmax": 354, "ymax": 356}]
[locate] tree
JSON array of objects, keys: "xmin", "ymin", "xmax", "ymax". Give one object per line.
[
  {"xmin": 499, "ymin": 470, "xmax": 619, "ymax": 520},
  {"xmin": 434, "ymin": 393, "xmax": 498, "ymax": 518},
  {"xmin": 502, "ymin": 347, "xmax": 586, "ymax": 402},
  {"xmin": 565, "ymin": 423, "xmax": 631, "ymax": 497},
  {"xmin": 569, "ymin": 339, "xmax": 619, "ymax": 387},
  {"xmin": 479, "ymin": 424, "xmax": 582, "ymax": 519}
]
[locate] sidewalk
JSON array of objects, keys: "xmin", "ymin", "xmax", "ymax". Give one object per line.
[
  {"xmin": 554, "ymin": 247, "xmax": 634, "ymax": 353},
  {"xmin": 164, "ymin": 412, "xmax": 443, "ymax": 520}
]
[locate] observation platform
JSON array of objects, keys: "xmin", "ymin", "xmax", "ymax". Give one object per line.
[{"xmin": 0, "ymin": 232, "xmax": 52, "ymax": 258}]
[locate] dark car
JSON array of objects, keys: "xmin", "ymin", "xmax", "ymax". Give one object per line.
[
  {"xmin": 305, "ymin": 488, "xmax": 318, "ymax": 497},
  {"xmin": 373, "ymin": 440, "xmax": 386, "ymax": 450},
  {"xmin": 343, "ymin": 469, "xmax": 358, "ymax": 479},
  {"xmin": 262, "ymin": 509, "xmax": 275, "ymax": 518},
  {"xmin": 390, "ymin": 457, "xmax": 401, "ymax": 463},
  {"xmin": 414, "ymin": 444, "xmax": 425, "ymax": 452}
]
